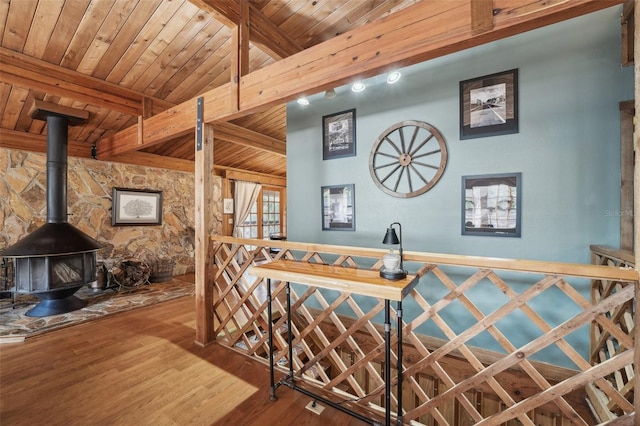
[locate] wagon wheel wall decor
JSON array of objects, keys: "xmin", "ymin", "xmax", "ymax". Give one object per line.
[{"xmin": 369, "ymin": 120, "xmax": 448, "ymax": 198}]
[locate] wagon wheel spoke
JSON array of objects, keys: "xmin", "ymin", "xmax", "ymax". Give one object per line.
[{"xmin": 369, "ymin": 121, "xmax": 448, "ymax": 198}]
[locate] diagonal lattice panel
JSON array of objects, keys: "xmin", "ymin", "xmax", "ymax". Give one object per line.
[{"xmin": 209, "ymin": 237, "xmax": 639, "ymax": 425}]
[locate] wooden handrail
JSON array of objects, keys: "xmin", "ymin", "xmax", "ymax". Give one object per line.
[
  {"xmin": 590, "ymin": 244, "xmax": 635, "ymax": 266},
  {"xmin": 213, "ymin": 235, "xmax": 640, "ymax": 282},
  {"xmin": 209, "ymin": 236, "xmax": 638, "ymax": 424}
]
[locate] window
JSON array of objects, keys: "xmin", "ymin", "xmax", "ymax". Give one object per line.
[
  {"xmin": 262, "ymin": 189, "xmax": 282, "ymax": 238},
  {"xmin": 236, "ymin": 186, "xmax": 285, "ymax": 239}
]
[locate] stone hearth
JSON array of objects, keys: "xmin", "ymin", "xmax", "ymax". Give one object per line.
[{"xmin": 0, "ymin": 274, "xmax": 194, "ymax": 342}]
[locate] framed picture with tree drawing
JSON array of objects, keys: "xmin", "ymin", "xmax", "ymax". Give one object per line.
[{"xmin": 112, "ymin": 188, "xmax": 163, "ymax": 226}]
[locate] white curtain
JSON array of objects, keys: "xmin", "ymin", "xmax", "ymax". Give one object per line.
[{"xmin": 233, "ymin": 181, "xmax": 262, "ymax": 238}]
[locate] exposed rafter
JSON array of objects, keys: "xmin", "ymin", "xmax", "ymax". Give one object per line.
[
  {"xmin": 190, "ymin": 0, "xmax": 303, "ymax": 59},
  {"xmin": 0, "ymin": 47, "xmax": 285, "ymax": 161},
  {"xmin": 0, "ymin": 47, "xmax": 171, "ymax": 116},
  {"xmin": 96, "ymin": 0, "xmax": 622, "ymax": 160}
]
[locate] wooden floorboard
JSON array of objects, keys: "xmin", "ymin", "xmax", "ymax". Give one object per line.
[{"xmin": 0, "ymin": 295, "xmax": 366, "ymax": 425}]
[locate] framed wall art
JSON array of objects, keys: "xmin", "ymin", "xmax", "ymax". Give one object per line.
[
  {"xmin": 323, "ymin": 108, "xmax": 356, "ymax": 160},
  {"xmin": 462, "ymin": 173, "xmax": 521, "ymax": 237},
  {"xmin": 321, "ymin": 184, "xmax": 355, "ymax": 231},
  {"xmin": 112, "ymin": 188, "xmax": 163, "ymax": 226},
  {"xmin": 459, "ymin": 69, "xmax": 518, "ymax": 139}
]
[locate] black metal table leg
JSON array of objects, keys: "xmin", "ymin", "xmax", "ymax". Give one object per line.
[
  {"xmin": 397, "ymin": 300, "xmax": 403, "ymax": 425},
  {"xmin": 268, "ymin": 278, "xmax": 277, "ymax": 401},
  {"xmin": 385, "ymin": 299, "xmax": 391, "ymax": 426}
]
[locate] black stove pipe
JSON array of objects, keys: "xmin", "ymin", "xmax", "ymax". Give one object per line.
[{"xmin": 46, "ymin": 114, "xmax": 69, "ymax": 224}]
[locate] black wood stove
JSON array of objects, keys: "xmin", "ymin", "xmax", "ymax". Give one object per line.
[{"xmin": 1, "ymin": 102, "xmax": 103, "ymax": 317}]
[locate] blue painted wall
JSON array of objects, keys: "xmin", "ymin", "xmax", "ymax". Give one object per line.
[{"xmin": 285, "ymin": 7, "xmax": 633, "ymax": 365}]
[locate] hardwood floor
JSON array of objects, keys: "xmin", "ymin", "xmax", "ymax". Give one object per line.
[{"xmin": 0, "ymin": 295, "xmax": 365, "ymax": 426}]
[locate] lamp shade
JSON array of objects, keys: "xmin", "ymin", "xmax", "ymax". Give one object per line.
[{"xmin": 382, "ymin": 227, "xmax": 400, "ymax": 245}]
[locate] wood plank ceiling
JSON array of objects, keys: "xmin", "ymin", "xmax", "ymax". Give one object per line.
[{"xmin": 0, "ymin": 0, "xmax": 421, "ymax": 178}]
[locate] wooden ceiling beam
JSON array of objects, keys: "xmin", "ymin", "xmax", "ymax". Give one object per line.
[
  {"xmin": 191, "ymin": 0, "xmax": 303, "ymax": 59},
  {"xmin": 239, "ymin": 0, "xmax": 623, "ymax": 111},
  {"xmin": 213, "ymin": 122, "xmax": 286, "ymax": 156},
  {"xmin": 0, "ymin": 128, "xmax": 284, "ymax": 178},
  {"xmin": 0, "ymin": 128, "xmax": 92, "ymax": 158},
  {"xmin": 0, "ymin": 49, "xmax": 286, "ymax": 159},
  {"xmin": 0, "ymin": 47, "xmax": 172, "ymax": 116},
  {"xmin": 96, "ymin": 0, "xmax": 621, "ymax": 159}
]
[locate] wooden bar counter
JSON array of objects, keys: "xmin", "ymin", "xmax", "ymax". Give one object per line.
[{"xmin": 250, "ymin": 259, "xmax": 420, "ymax": 426}]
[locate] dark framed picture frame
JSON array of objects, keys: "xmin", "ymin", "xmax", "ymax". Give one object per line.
[
  {"xmin": 462, "ymin": 173, "xmax": 521, "ymax": 237},
  {"xmin": 323, "ymin": 108, "xmax": 356, "ymax": 160},
  {"xmin": 112, "ymin": 188, "xmax": 163, "ymax": 226},
  {"xmin": 321, "ymin": 184, "xmax": 355, "ymax": 231},
  {"xmin": 459, "ymin": 69, "xmax": 518, "ymax": 139}
]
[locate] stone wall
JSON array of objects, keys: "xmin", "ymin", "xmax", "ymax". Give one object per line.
[{"xmin": 0, "ymin": 148, "xmax": 222, "ymax": 276}]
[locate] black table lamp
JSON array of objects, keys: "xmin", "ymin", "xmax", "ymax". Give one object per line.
[{"xmin": 380, "ymin": 222, "xmax": 407, "ymax": 280}]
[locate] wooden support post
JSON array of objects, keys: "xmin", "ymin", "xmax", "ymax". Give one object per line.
[
  {"xmin": 620, "ymin": 101, "xmax": 635, "ymax": 251},
  {"xmin": 195, "ymin": 97, "xmax": 216, "ymax": 346},
  {"xmin": 470, "ymin": 0, "xmax": 494, "ymax": 35},
  {"xmin": 230, "ymin": 1, "xmax": 250, "ymax": 112}
]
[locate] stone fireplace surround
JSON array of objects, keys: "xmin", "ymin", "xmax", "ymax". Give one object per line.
[{"xmin": 0, "ymin": 148, "xmax": 223, "ymax": 277}]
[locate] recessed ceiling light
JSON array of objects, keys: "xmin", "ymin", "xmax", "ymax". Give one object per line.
[
  {"xmin": 387, "ymin": 71, "xmax": 402, "ymax": 84},
  {"xmin": 351, "ymin": 82, "xmax": 366, "ymax": 92},
  {"xmin": 297, "ymin": 97, "xmax": 309, "ymax": 105}
]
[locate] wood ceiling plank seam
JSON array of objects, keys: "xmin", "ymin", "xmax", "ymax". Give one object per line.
[
  {"xmin": 75, "ymin": 0, "xmax": 139, "ymax": 75},
  {"xmin": 90, "ymin": 110, "xmax": 138, "ymax": 145},
  {"xmin": 161, "ymin": 38, "xmax": 234, "ymax": 103},
  {"xmin": 100, "ymin": 0, "xmax": 179, "ymax": 84},
  {"xmin": 41, "ymin": 0, "xmax": 92, "ymax": 65},
  {"xmin": 14, "ymin": 91, "xmax": 41, "ymax": 132},
  {"xmin": 246, "ymin": 48, "xmax": 276, "ymax": 75},
  {"xmin": 0, "ymin": 85, "xmax": 31, "ymax": 130},
  {"xmin": 90, "ymin": 0, "xmax": 164, "ymax": 80},
  {"xmin": 72, "ymin": 104, "xmax": 110, "ymax": 143},
  {"xmin": 0, "ymin": 82, "xmax": 12, "ymax": 122},
  {"xmin": 0, "ymin": 0, "xmax": 9, "ymax": 40},
  {"xmin": 58, "ymin": 0, "xmax": 117, "ymax": 70},
  {"xmin": 143, "ymin": 19, "xmax": 227, "ymax": 98},
  {"xmin": 119, "ymin": 1, "xmax": 202, "ymax": 89},
  {"xmin": 130, "ymin": 13, "xmax": 216, "ymax": 94},
  {"xmin": 1, "ymin": 0, "xmax": 38, "ymax": 52},
  {"xmin": 275, "ymin": 0, "xmax": 343, "ymax": 44},
  {"xmin": 258, "ymin": 0, "xmax": 306, "ymax": 27},
  {"xmin": 150, "ymin": 27, "xmax": 232, "ymax": 101},
  {"xmin": 275, "ymin": 0, "xmax": 331, "ymax": 41},
  {"xmin": 290, "ymin": 0, "xmax": 363, "ymax": 48},
  {"xmin": 22, "ymin": 0, "xmax": 65, "ymax": 58}
]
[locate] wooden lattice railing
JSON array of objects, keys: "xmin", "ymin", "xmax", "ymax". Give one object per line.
[
  {"xmin": 588, "ymin": 245, "xmax": 636, "ymax": 424},
  {"xmin": 209, "ymin": 236, "xmax": 639, "ymax": 425}
]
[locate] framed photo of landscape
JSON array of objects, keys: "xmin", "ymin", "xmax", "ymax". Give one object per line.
[
  {"xmin": 459, "ymin": 69, "xmax": 518, "ymax": 139},
  {"xmin": 323, "ymin": 109, "xmax": 356, "ymax": 160},
  {"xmin": 112, "ymin": 188, "xmax": 163, "ymax": 226}
]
